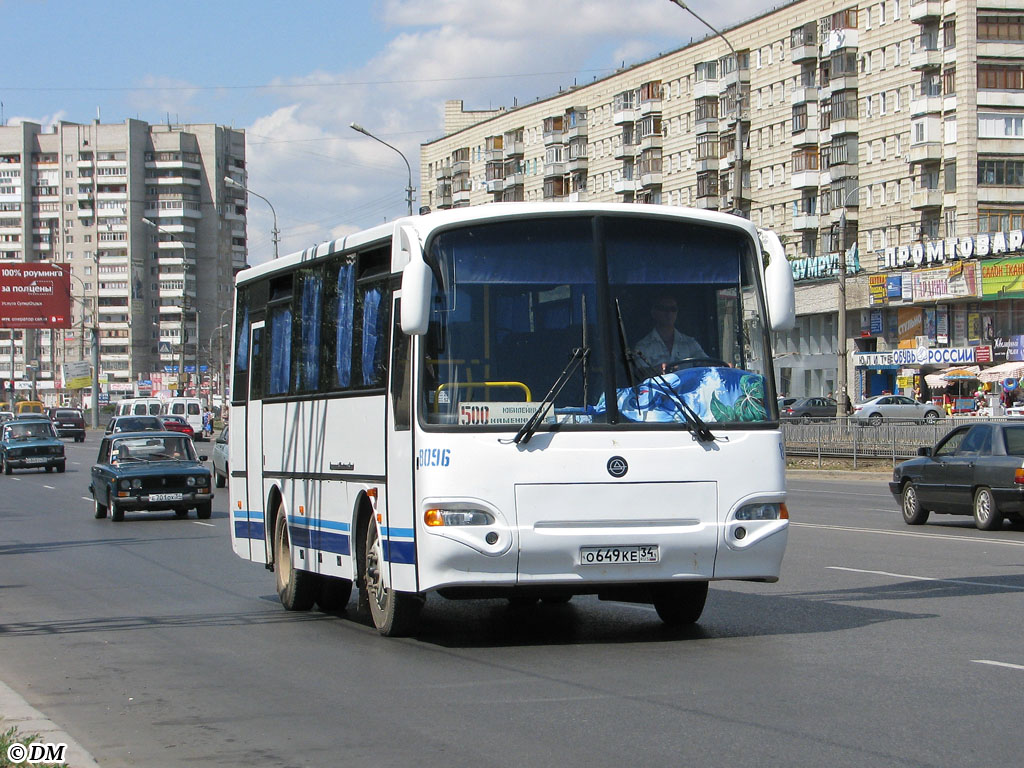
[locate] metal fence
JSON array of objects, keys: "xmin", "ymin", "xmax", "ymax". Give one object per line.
[{"xmin": 782, "ymin": 416, "xmax": 1024, "ymax": 467}]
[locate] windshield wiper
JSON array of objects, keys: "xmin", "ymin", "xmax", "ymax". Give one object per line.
[
  {"xmin": 633, "ymin": 349, "xmax": 715, "ymax": 442},
  {"xmin": 512, "ymin": 346, "xmax": 590, "ymax": 445}
]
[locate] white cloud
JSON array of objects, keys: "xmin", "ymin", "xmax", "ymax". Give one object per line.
[
  {"xmin": 239, "ymin": 0, "xmax": 777, "ymax": 264},
  {"xmin": 7, "ymin": 110, "xmax": 68, "ymax": 131}
]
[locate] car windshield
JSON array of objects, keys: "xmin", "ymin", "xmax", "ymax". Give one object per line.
[
  {"xmin": 111, "ymin": 435, "xmax": 195, "ymax": 462},
  {"xmin": 5, "ymin": 423, "xmax": 56, "ymax": 440},
  {"xmin": 420, "ymin": 214, "xmax": 773, "ymax": 431},
  {"xmin": 116, "ymin": 417, "xmax": 161, "ymax": 431}
]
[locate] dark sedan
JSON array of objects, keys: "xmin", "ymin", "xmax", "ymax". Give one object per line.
[
  {"xmin": 48, "ymin": 407, "xmax": 86, "ymax": 442},
  {"xmin": 89, "ymin": 432, "xmax": 213, "ymax": 521},
  {"xmin": 781, "ymin": 396, "xmax": 838, "ymax": 422},
  {"xmin": 105, "ymin": 415, "xmax": 166, "ymax": 435},
  {"xmin": 1, "ymin": 419, "xmax": 66, "ymax": 474},
  {"xmin": 890, "ymin": 422, "xmax": 1024, "ymax": 530}
]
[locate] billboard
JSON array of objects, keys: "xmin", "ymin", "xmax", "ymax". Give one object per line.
[
  {"xmin": 0, "ymin": 263, "xmax": 72, "ymax": 328},
  {"xmin": 981, "ymin": 256, "xmax": 1024, "ymax": 300}
]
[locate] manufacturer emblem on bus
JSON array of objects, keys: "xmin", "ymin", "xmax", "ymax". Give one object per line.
[{"xmin": 606, "ymin": 456, "xmax": 628, "ymax": 478}]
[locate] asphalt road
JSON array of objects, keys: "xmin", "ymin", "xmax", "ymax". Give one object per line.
[{"xmin": 2, "ymin": 436, "xmax": 1023, "ymax": 768}]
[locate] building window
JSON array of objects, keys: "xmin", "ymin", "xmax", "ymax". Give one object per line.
[
  {"xmin": 978, "ymin": 15, "xmax": 1024, "ymax": 41},
  {"xmin": 945, "ymin": 160, "xmax": 957, "ymax": 192},
  {"xmin": 792, "ymin": 103, "xmax": 808, "ymax": 133},
  {"xmin": 978, "ymin": 158, "xmax": 1024, "ymax": 186},
  {"xmin": 943, "ymin": 68, "xmax": 956, "ymax": 95},
  {"xmin": 978, "ymin": 65, "xmax": 1024, "ymax": 90}
]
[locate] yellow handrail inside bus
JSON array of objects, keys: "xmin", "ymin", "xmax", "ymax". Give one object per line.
[{"xmin": 436, "ymin": 381, "xmax": 532, "ymax": 402}]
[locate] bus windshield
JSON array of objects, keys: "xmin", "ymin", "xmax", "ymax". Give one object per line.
[{"xmin": 420, "ymin": 214, "xmax": 774, "ymax": 429}]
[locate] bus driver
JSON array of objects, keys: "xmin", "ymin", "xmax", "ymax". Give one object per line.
[{"xmin": 634, "ymin": 295, "xmax": 706, "ymax": 374}]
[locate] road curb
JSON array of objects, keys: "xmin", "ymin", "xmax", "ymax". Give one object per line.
[
  {"xmin": 0, "ymin": 678, "xmax": 100, "ymax": 768},
  {"xmin": 787, "ymin": 468, "xmax": 894, "ymax": 480}
]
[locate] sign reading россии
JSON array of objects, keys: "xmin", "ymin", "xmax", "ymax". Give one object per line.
[{"xmin": 855, "ymin": 347, "xmax": 981, "ymax": 368}]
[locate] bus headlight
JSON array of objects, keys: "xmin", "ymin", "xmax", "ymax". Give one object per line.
[
  {"xmin": 424, "ymin": 508, "xmax": 494, "ymax": 527},
  {"xmin": 735, "ymin": 502, "xmax": 789, "ymax": 521}
]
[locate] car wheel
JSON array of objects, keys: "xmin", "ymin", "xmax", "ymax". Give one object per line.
[
  {"xmin": 273, "ymin": 509, "xmax": 315, "ymax": 611},
  {"xmin": 924, "ymin": 411, "xmax": 939, "ymax": 424},
  {"xmin": 110, "ymin": 500, "xmax": 124, "ymax": 522},
  {"xmin": 76, "ymin": 435, "xmax": 84, "ymax": 443},
  {"xmin": 361, "ymin": 513, "xmax": 423, "ymax": 636},
  {"xmin": 56, "ymin": 462, "xmax": 65, "ymax": 473},
  {"xmin": 215, "ymin": 469, "xmax": 226, "ymax": 488},
  {"xmin": 0, "ymin": 456, "xmax": 7, "ymax": 475},
  {"xmin": 901, "ymin": 482, "xmax": 929, "ymax": 525},
  {"xmin": 800, "ymin": 414, "xmax": 812, "ymax": 424},
  {"xmin": 94, "ymin": 497, "xmax": 107, "ymax": 519},
  {"xmin": 973, "ymin": 487, "xmax": 1002, "ymax": 531},
  {"xmin": 196, "ymin": 502, "xmax": 212, "ymax": 520},
  {"xmin": 869, "ymin": 412, "xmax": 883, "ymax": 426},
  {"xmin": 651, "ymin": 581, "xmax": 709, "ymax": 626}
]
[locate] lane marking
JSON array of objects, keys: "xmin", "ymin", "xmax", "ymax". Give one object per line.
[
  {"xmin": 42, "ymin": 485, "xmax": 55, "ymax": 490},
  {"xmin": 792, "ymin": 521, "xmax": 1024, "ymax": 547},
  {"xmin": 828, "ymin": 566, "xmax": 1024, "ymax": 592},
  {"xmin": 971, "ymin": 659, "xmax": 1024, "ymax": 671},
  {"xmin": 80, "ymin": 496, "xmax": 93, "ymax": 502},
  {"xmin": 193, "ymin": 521, "xmax": 216, "ymax": 527}
]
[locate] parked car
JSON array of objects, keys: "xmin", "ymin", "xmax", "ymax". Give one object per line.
[
  {"xmin": 161, "ymin": 415, "xmax": 195, "ymax": 439},
  {"xmin": 0, "ymin": 418, "xmax": 65, "ymax": 474},
  {"xmin": 0, "ymin": 410, "xmax": 14, "ymax": 423},
  {"xmin": 105, "ymin": 415, "xmax": 166, "ymax": 435},
  {"xmin": 211, "ymin": 425, "xmax": 229, "ymax": 488},
  {"xmin": 89, "ymin": 432, "xmax": 213, "ymax": 521},
  {"xmin": 781, "ymin": 397, "xmax": 838, "ymax": 422},
  {"xmin": 48, "ymin": 407, "xmax": 86, "ymax": 442},
  {"xmin": 852, "ymin": 395, "xmax": 942, "ymax": 425},
  {"xmin": 891, "ymin": 422, "xmax": 1024, "ymax": 530}
]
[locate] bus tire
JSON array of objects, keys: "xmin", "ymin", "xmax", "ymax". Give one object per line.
[
  {"xmin": 315, "ymin": 575, "xmax": 353, "ymax": 612},
  {"xmin": 362, "ymin": 514, "xmax": 422, "ymax": 636},
  {"xmin": 274, "ymin": 510, "xmax": 315, "ymax": 611},
  {"xmin": 651, "ymin": 581, "xmax": 708, "ymax": 626}
]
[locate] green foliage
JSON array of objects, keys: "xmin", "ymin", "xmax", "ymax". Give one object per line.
[{"xmin": 710, "ymin": 375, "xmax": 767, "ymax": 423}]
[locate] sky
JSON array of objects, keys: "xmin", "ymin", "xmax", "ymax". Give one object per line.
[{"xmin": 1, "ymin": 0, "xmax": 785, "ymax": 264}]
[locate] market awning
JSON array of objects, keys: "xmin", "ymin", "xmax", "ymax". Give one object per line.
[{"xmin": 978, "ymin": 361, "xmax": 1024, "ymax": 383}]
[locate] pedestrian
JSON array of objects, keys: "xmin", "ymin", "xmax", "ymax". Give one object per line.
[{"xmin": 202, "ymin": 409, "xmax": 213, "ymax": 438}]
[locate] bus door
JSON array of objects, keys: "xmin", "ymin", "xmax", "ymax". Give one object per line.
[
  {"xmin": 246, "ymin": 321, "xmax": 269, "ymax": 563},
  {"xmin": 384, "ymin": 297, "xmax": 418, "ymax": 593}
]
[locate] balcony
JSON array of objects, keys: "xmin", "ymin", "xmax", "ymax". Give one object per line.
[
  {"xmin": 543, "ymin": 128, "xmax": 563, "ymax": 146},
  {"xmin": 545, "ymin": 161, "xmax": 566, "ymax": 177},
  {"xmin": 911, "ymin": 95, "xmax": 943, "ymax": 116},
  {"xmin": 503, "ymin": 141, "xmax": 524, "ymax": 158},
  {"xmin": 791, "ymin": 86, "xmax": 818, "ymax": 105},
  {"xmin": 485, "ymin": 178, "xmax": 503, "ymax": 194},
  {"xmin": 613, "ymin": 107, "xmax": 637, "ymax": 126},
  {"xmin": 909, "ymin": 0, "xmax": 942, "ymax": 22},
  {"xmin": 792, "ymin": 129, "xmax": 819, "ymax": 146},
  {"xmin": 911, "ymin": 188, "xmax": 943, "ymax": 209},
  {"xmin": 791, "ymin": 171, "xmax": 821, "ymax": 189},
  {"xmin": 790, "ymin": 43, "xmax": 818, "ymax": 62},
  {"xmin": 451, "ymin": 160, "xmax": 470, "ymax": 176},
  {"xmin": 615, "ymin": 142, "xmax": 637, "ymax": 160},
  {"xmin": 829, "ymin": 118, "xmax": 859, "ymax": 136},
  {"xmin": 792, "ymin": 213, "xmax": 819, "ymax": 230},
  {"xmin": 638, "ymin": 99, "xmax": 662, "ymax": 117},
  {"xmin": 566, "ymin": 157, "xmax": 588, "ymax": 174},
  {"xmin": 640, "ymin": 171, "xmax": 663, "ymax": 188},
  {"xmin": 613, "ymin": 178, "xmax": 639, "ymax": 195},
  {"xmin": 484, "ymin": 148, "xmax": 504, "ymax": 163},
  {"xmin": 693, "ymin": 80, "xmax": 718, "ymax": 100},
  {"xmin": 638, "ymin": 134, "xmax": 663, "ymax": 152},
  {"xmin": 452, "ymin": 188, "xmax": 471, "ymax": 205},
  {"xmin": 910, "ymin": 48, "xmax": 942, "ymax": 70},
  {"xmin": 694, "ymin": 117, "xmax": 718, "ymax": 135},
  {"xmin": 908, "ymin": 142, "xmax": 942, "ymax": 164},
  {"xmin": 821, "ymin": 28, "xmax": 858, "ymax": 55},
  {"xmin": 696, "ymin": 157, "xmax": 720, "ymax": 173},
  {"xmin": 435, "ymin": 164, "xmax": 452, "ymax": 180},
  {"xmin": 694, "ymin": 195, "xmax": 718, "ymax": 210}
]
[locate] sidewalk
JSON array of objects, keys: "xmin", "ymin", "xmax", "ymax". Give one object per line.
[{"xmin": 0, "ymin": 679, "xmax": 100, "ymax": 768}]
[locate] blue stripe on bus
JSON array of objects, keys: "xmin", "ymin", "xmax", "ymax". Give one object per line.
[
  {"xmin": 383, "ymin": 539, "xmax": 416, "ymax": 564},
  {"xmin": 234, "ymin": 520, "xmax": 266, "ymax": 541},
  {"xmin": 382, "ymin": 526, "xmax": 414, "ymax": 539},
  {"xmin": 287, "ymin": 523, "xmax": 352, "ymax": 556}
]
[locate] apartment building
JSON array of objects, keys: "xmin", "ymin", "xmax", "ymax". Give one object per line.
[
  {"xmin": 421, "ymin": 0, "xmax": 1024, "ymax": 400},
  {"xmin": 0, "ymin": 118, "xmax": 247, "ymax": 400}
]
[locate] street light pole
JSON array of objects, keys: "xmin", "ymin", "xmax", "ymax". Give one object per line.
[
  {"xmin": 223, "ymin": 177, "xmax": 279, "ymax": 259},
  {"xmin": 667, "ymin": 0, "xmax": 744, "ymax": 216},
  {"xmin": 349, "ymin": 123, "xmax": 415, "ymax": 216},
  {"xmin": 835, "ymin": 185, "xmax": 861, "ymax": 419}
]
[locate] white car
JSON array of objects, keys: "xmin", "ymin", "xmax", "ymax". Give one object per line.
[
  {"xmin": 852, "ymin": 395, "xmax": 942, "ymax": 425},
  {"xmin": 211, "ymin": 425, "xmax": 229, "ymax": 488}
]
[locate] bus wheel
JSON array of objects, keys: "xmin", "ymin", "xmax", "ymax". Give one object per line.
[
  {"xmin": 274, "ymin": 511, "xmax": 315, "ymax": 611},
  {"xmin": 362, "ymin": 514, "xmax": 422, "ymax": 636},
  {"xmin": 315, "ymin": 575, "xmax": 353, "ymax": 612},
  {"xmin": 651, "ymin": 581, "xmax": 708, "ymax": 626}
]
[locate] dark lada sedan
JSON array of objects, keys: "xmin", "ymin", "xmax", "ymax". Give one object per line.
[
  {"xmin": 890, "ymin": 422, "xmax": 1024, "ymax": 531},
  {"xmin": 1, "ymin": 419, "xmax": 66, "ymax": 474},
  {"xmin": 89, "ymin": 432, "xmax": 213, "ymax": 521}
]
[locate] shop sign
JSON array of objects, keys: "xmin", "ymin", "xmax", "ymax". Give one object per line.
[
  {"xmin": 870, "ymin": 309, "xmax": 884, "ymax": 335},
  {"xmin": 855, "ymin": 346, "xmax": 982, "ymax": 368},
  {"xmin": 911, "ymin": 262, "xmax": 981, "ymax": 302},
  {"xmin": 884, "ymin": 230, "xmax": 1024, "ymax": 269},
  {"xmin": 993, "ymin": 336, "xmax": 1024, "ymax": 363},
  {"xmin": 898, "ymin": 307, "xmax": 923, "ymax": 347},
  {"xmin": 868, "ymin": 274, "xmax": 888, "ymax": 306},
  {"xmin": 790, "ymin": 252, "xmax": 860, "ymax": 282},
  {"xmin": 981, "ymin": 256, "xmax": 1024, "ymax": 300},
  {"xmin": 936, "ymin": 305, "xmax": 949, "ymax": 344}
]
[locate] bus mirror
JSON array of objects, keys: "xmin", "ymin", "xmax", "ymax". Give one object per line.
[
  {"xmin": 399, "ymin": 225, "xmax": 432, "ymax": 333},
  {"xmin": 759, "ymin": 229, "xmax": 796, "ymax": 332}
]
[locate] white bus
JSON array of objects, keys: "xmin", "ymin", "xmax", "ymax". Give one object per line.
[{"xmin": 228, "ymin": 203, "xmax": 795, "ymax": 636}]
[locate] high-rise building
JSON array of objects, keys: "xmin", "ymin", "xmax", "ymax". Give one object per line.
[
  {"xmin": 420, "ymin": 0, "xmax": 1024, "ymax": 400},
  {"xmin": 0, "ymin": 118, "xmax": 247, "ymax": 402}
]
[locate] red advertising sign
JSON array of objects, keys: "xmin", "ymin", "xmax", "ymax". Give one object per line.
[{"xmin": 0, "ymin": 263, "xmax": 72, "ymax": 328}]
